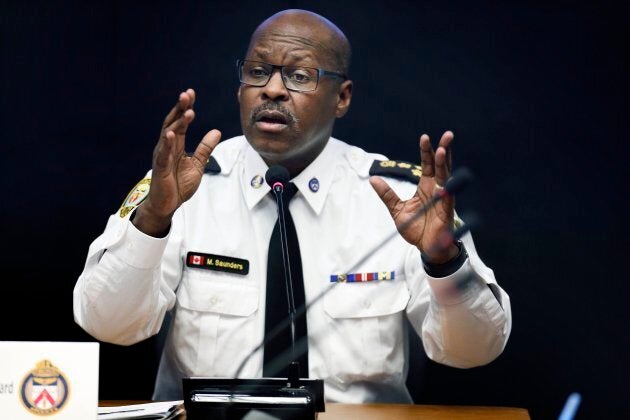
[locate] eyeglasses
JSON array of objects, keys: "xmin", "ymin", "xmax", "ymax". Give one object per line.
[{"xmin": 237, "ymin": 59, "xmax": 347, "ymax": 92}]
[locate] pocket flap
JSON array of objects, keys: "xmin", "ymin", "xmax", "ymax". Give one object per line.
[
  {"xmin": 178, "ymin": 271, "xmax": 258, "ymax": 316},
  {"xmin": 323, "ymin": 278, "xmax": 410, "ymax": 318}
]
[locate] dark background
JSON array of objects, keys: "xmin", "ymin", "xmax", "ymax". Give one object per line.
[{"xmin": 1, "ymin": 1, "xmax": 628, "ymax": 418}]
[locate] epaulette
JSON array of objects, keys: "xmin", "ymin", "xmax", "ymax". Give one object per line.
[
  {"xmin": 204, "ymin": 156, "xmax": 221, "ymax": 174},
  {"xmin": 369, "ymin": 160, "xmax": 422, "ymax": 184}
]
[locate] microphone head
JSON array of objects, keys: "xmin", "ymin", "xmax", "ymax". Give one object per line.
[
  {"xmin": 452, "ymin": 212, "xmax": 481, "ymax": 240},
  {"xmin": 444, "ymin": 167, "xmax": 474, "ymax": 195},
  {"xmin": 265, "ymin": 165, "xmax": 290, "ymax": 188}
]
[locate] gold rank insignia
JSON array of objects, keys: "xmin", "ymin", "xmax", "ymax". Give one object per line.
[
  {"xmin": 369, "ymin": 160, "xmax": 422, "ymax": 184},
  {"xmin": 119, "ymin": 177, "xmax": 151, "ymax": 218}
]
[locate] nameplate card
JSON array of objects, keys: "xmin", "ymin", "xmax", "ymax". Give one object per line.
[{"xmin": 0, "ymin": 341, "xmax": 99, "ymax": 419}]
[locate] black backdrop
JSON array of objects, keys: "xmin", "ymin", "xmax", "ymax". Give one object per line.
[{"xmin": 1, "ymin": 1, "xmax": 628, "ymax": 418}]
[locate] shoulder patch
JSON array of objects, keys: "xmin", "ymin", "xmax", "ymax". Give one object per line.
[
  {"xmin": 204, "ymin": 156, "xmax": 221, "ymax": 174},
  {"xmin": 369, "ymin": 160, "xmax": 422, "ymax": 184},
  {"xmin": 119, "ymin": 177, "xmax": 151, "ymax": 218}
]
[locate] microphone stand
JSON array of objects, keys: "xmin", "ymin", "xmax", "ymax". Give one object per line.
[{"xmin": 271, "ymin": 181, "xmax": 300, "ymax": 384}]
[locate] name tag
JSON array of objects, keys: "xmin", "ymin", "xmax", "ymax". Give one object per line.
[
  {"xmin": 0, "ymin": 341, "xmax": 99, "ymax": 419},
  {"xmin": 186, "ymin": 252, "xmax": 250, "ymax": 275}
]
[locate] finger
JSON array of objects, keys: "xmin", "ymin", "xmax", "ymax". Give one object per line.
[
  {"xmin": 441, "ymin": 190, "xmax": 455, "ymax": 214},
  {"xmin": 155, "ymin": 106, "xmax": 195, "ymax": 172},
  {"xmin": 185, "ymin": 88, "xmax": 196, "ymax": 108},
  {"xmin": 369, "ymin": 176, "xmax": 404, "ymax": 218},
  {"xmin": 438, "ymin": 130, "xmax": 454, "ymax": 149},
  {"xmin": 154, "ymin": 91, "xmax": 196, "ymax": 175},
  {"xmin": 419, "ymin": 134, "xmax": 435, "ymax": 177},
  {"xmin": 436, "ymin": 183, "xmax": 455, "ymax": 225},
  {"xmin": 165, "ymin": 108, "xmax": 195, "ymax": 137},
  {"xmin": 192, "ymin": 129, "xmax": 222, "ymax": 170},
  {"xmin": 162, "ymin": 90, "xmax": 195, "ymax": 129},
  {"xmin": 153, "ymin": 129, "xmax": 177, "ymax": 173},
  {"xmin": 434, "ymin": 146, "xmax": 449, "ymax": 188},
  {"xmin": 155, "ymin": 109, "xmax": 194, "ymax": 169},
  {"xmin": 178, "ymin": 89, "xmax": 196, "ymax": 110},
  {"xmin": 438, "ymin": 130, "xmax": 454, "ymax": 173}
]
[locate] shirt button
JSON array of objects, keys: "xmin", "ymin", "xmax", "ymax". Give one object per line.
[
  {"xmin": 210, "ymin": 296, "xmax": 218, "ymax": 306},
  {"xmin": 364, "ymin": 300, "xmax": 371, "ymax": 309}
]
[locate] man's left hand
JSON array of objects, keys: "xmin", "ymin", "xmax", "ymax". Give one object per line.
[{"xmin": 370, "ymin": 131, "xmax": 459, "ymax": 264}]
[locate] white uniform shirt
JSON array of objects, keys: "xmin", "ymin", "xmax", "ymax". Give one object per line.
[{"xmin": 73, "ymin": 136, "xmax": 511, "ymax": 403}]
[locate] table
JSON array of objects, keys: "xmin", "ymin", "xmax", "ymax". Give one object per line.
[
  {"xmin": 100, "ymin": 401, "xmax": 530, "ymax": 419},
  {"xmin": 322, "ymin": 403, "xmax": 530, "ymax": 419}
]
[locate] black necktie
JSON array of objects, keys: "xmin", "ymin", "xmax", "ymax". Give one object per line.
[{"xmin": 263, "ymin": 183, "xmax": 308, "ymax": 378}]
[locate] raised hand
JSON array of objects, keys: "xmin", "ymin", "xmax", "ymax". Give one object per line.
[
  {"xmin": 133, "ymin": 89, "xmax": 221, "ymax": 236},
  {"xmin": 370, "ymin": 131, "xmax": 459, "ymax": 264}
]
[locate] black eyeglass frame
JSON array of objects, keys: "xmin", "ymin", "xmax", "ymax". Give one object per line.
[{"xmin": 236, "ymin": 59, "xmax": 347, "ymax": 92}]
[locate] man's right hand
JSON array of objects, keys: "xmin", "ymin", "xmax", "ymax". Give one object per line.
[{"xmin": 133, "ymin": 89, "xmax": 221, "ymax": 237}]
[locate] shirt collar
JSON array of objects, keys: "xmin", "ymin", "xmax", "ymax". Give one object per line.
[
  {"xmin": 243, "ymin": 145, "xmax": 272, "ymax": 210},
  {"xmin": 241, "ymin": 138, "xmax": 343, "ymax": 214},
  {"xmin": 292, "ymin": 138, "xmax": 342, "ymax": 215}
]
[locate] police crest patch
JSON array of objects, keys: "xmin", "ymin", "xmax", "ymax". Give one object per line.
[
  {"xmin": 20, "ymin": 360, "xmax": 70, "ymax": 416},
  {"xmin": 119, "ymin": 177, "xmax": 151, "ymax": 218}
]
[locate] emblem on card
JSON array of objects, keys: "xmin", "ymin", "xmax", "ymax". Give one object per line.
[
  {"xmin": 119, "ymin": 177, "xmax": 151, "ymax": 218},
  {"xmin": 19, "ymin": 360, "xmax": 70, "ymax": 416}
]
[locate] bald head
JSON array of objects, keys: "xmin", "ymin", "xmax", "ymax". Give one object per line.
[{"xmin": 247, "ymin": 9, "xmax": 352, "ymax": 75}]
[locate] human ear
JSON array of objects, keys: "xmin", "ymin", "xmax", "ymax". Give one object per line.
[{"xmin": 335, "ymin": 80, "xmax": 353, "ymax": 118}]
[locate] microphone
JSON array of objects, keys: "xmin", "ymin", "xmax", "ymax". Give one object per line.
[
  {"xmin": 558, "ymin": 392, "xmax": 582, "ymax": 420},
  {"xmin": 426, "ymin": 167, "xmax": 474, "ymax": 206},
  {"xmin": 265, "ymin": 165, "xmax": 300, "ymax": 383},
  {"xmin": 265, "ymin": 165, "xmax": 290, "ymax": 193},
  {"xmin": 233, "ymin": 168, "xmax": 475, "ymax": 379},
  {"xmin": 444, "ymin": 167, "xmax": 473, "ymax": 195}
]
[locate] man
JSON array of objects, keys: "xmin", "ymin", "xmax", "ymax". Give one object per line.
[{"xmin": 74, "ymin": 10, "xmax": 511, "ymax": 403}]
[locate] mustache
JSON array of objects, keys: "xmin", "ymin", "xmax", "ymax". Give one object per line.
[{"xmin": 250, "ymin": 102, "xmax": 298, "ymax": 125}]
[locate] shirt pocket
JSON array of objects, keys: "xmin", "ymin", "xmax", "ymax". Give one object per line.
[
  {"xmin": 173, "ymin": 270, "xmax": 259, "ymax": 376},
  {"xmin": 322, "ymin": 277, "xmax": 410, "ymax": 386}
]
